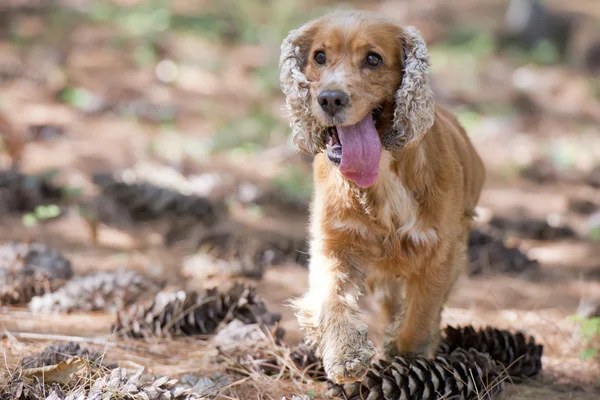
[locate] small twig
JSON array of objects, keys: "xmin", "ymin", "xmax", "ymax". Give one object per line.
[
  {"xmin": 1, "ymin": 331, "xmax": 169, "ymax": 359},
  {"xmin": 215, "ymin": 375, "xmax": 252, "ymax": 396}
]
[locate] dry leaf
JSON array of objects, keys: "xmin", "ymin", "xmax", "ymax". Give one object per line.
[{"xmin": 22, "ymin": 356, "xmax": 87, "ymax": 385}]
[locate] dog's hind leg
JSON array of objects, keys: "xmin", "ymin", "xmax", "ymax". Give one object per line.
[{"xmin": 367, "ymin": 274, "xmax": 407, "ymax": 328}]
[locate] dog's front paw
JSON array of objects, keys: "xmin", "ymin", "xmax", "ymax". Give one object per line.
[
  {"xmin": 323, "ymin": 330, "xmax": 376, "ymax": 384},
  {"xmin": 384, "ymin": 334, "xmax": 437, "ymax": 360}
]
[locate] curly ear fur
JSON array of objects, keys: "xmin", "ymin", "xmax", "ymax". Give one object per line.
[
  {"xmin": 279, "ymin": 26, "xmax": 327, "ymax": 155},
  {"xmin": 386, "ymin": 26, "xmax": 435, "ymax": 150}
]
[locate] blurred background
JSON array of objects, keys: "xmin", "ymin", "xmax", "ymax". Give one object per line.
[{"xmin": 0, "ymin": 0, "xmax": 599, "ymax": 398}]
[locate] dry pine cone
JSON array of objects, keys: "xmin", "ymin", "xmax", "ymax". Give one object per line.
[
  {"xmin": 115, "ymin": 284, "xmax": 280, "ymax": 339},
  {"xmin": 328, "ymin": 348, "xmax": 504, "ymax": 400},
  {"xmin": 85, "ymin": 367, "xmax": 208, "ymax": 400},
  {"xmin": 35, "ymin": 367, "xmax": 209, "ymax": 400},
  {"xmin": 468, "ymin": 227, "xmax": 538, "ymax": 276},
  {"xmin": 92, "ymin": 172, "xmax": 225, "ymax": 226},
  {"xmin": 20, "ymin": 342, "xmax": 110, "ymax": 369},
  {"xmin": 0, "ymin": 242, "xmax": 72, "ymax": 305},
  {"xmin": 489, "ymin": 216, "xmax": 576, "ymax": 241},
  {"xmin": 192, "ymin": 229, "xmax": 308, "ymax": 278},
  {"xmin": 253, "ymin": 342, "xmax": 326, "ymax": 381},
  {"xmin": 29, "ymin": 270, "xmax": 162, "ymax": 313},
  {"xmin": 0, "ymin": 170, "xmax": 64, "ymax": 214},
  {"xmin": 439, "ymin": 325, "xmax": 543, "ymax": 381},
  {"xmin": 279, "ymin": 326, "xmax": 543, "ymax": 397}
]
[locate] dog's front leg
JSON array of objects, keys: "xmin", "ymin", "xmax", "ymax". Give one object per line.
[
  {"xmin": 293, "ymin": 242, "xmax": 375, "ymax": 384},
  {"xmin": 385, "ymin": 264, "xmax": 456, "ymax": 359}
]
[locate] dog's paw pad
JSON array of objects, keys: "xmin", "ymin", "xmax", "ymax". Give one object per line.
[{"xmin": 326, "ymin": 342, "xmax": 375, "ymax": 384}]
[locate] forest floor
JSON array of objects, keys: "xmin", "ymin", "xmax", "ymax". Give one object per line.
[{"xmin": 1, "ymin": 0, "xmax": 599, "ymax": 399}]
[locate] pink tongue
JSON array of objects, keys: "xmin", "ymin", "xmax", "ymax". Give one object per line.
[{"xmin": 336, "ymin": 113, "xmax": 382, "ymax": 188}]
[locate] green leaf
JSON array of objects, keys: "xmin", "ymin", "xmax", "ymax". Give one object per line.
[
  {"xmin": 34, "ymin": 204, "xmax": 61, "ymax": 220},
  {"xmin": 532, "ymin": 39, "xmax": 560, "ymax": 65},
  {"xmin": 61, "ymin": 186, "xmax": 83, "ymax": 199},
  {"xmin": 567, "ymin": 314, "xmax": 585, "ymax": 322},
  {"xmin": 58, "ymin": 87, "xmax": 103, "ymax": 112},
  {"xmin": 38, "ymin": 169, "xmax": 59, "ymax": 181},
  {"xmin": 22, "ymin": 213, "xmax": 37, "ymax": 227},
  {"xmin": 580, "ymin": 317, "xmax": 600, "ymax": 340},
  {"xmin": 590, "ymin": 226, "xmax": 600, "ymax": 242},
  {"xmin": 580, "ymin": 348, "xmax": 597, "ymax": 360},
  {"xmin": 247, "ymin": 204, "xmax": 264, "ymax": 218}
]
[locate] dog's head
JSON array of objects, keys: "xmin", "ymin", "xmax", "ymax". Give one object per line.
[{"xmin": 279, "ymin": 11, "xmax": 434, "ymax": 188}]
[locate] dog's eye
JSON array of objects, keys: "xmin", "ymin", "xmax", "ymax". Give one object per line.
[
  {"xmin": 314, "ymin": 51, "xmax": 326, "ymax": 65},
  {"xmin": 365, "ymin": 53, "xmax": 382, "ymax": 67}
]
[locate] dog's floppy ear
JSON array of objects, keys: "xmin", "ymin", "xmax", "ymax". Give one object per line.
[
  {"xmin": 386, "ymin": 26, "xmax": 435, "ymax": 149},
  {"xmin": 279, "ymin": 23, "xmax": 327, "ymax": 155}
]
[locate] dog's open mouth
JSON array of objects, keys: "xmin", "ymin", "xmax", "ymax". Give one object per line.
[
  {"xmin": 326, "ymin": 127, "xmax": 343, "ymax": 163},
  {"xmin": 326, "ymin": 108, "xmax": 382, "ymax": 164},
  {"xmin": 325, "ymin": 108, "xmax": 383, "ymax": 188}
]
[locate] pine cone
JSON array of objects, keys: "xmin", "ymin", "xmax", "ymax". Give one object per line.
[
  {"xmin": 5, "ymin": 380, "xmax": 66, "ymax": 400},
  {"xmin": 328, "ymin": 348, "xmax": 504, "ymax": 400},
  {"xmin": 235, "ymin": 180, "xmax": 310, "ymax": 213},
  {"xmin": 115, "ymin": 284, "xmax": 280, "ymax": 339},
  {"xmin": 251, "ymin": 342, "xmax": 326, "ymax": 380},
  {"xmin": 0, "ymin": 170, "xmax": 64, "ymax": 214},
  {"xmin": 92, "ymin": 172, "xmax": 226, "ymax": 226},
  {"xmin": 280, "ymin": 326, "xmax": 542, "ymax": 393},
  {"xmin": 4, "ymin": 363, "xmax": 208, "ymax": 399},
  {"xmin": 439, "ymin": 325, "xmax": 543, "ymax": 380},
  {"xmin": 20, "ymin": 342, "xmax": 111, "ymax": 369},
  {"xmin": 289, "ymin": 343, "xmax": 326, "ymax": 380},
  {"xmin": 194, "ymin": 229, "xmax": 308, "ymax": 278},
  {"xmin": 489, "ymin": 216, "xmax": 576, "ymax": 241},
  {"xmin": 468, "ymin": 227, "xmax": 538, "ymax": 276},
  {"xmin": 589, "ymin": 165, "xmax": 600, "ymax": 188},
  {"xmin": 29, "ymin": 270, "xmax": 162, "ymax": 313},
  {"xmin": 87, "ymin": 367, "xmax": 208, "ymax": 400},
  {"xmin": 0, "ymin": 242, "xmax": 73, "ymax": 305}
]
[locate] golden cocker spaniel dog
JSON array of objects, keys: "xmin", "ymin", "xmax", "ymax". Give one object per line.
[{"xmin": 279, "ymin": 10, "xmax": 485, "ymax": 384}]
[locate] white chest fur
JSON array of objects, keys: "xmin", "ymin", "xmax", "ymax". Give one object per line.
[{"xmin": 326, "ymin": 150, "xmax": 437, "ymax": 247}]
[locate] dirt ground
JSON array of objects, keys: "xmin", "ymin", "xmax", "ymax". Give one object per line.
[{"xmin": 1, "ymin": 0, "xmax": 599, "ymax": 399}]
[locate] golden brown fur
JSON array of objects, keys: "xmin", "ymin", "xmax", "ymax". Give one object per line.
[{"xmin": 279, "ymin": 10, "xmax": 485, "ymax": 384}]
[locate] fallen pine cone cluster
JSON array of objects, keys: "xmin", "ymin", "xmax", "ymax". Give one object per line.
[
  {"xmin": 7, "ymin": 380, "xmax": 66, "ymax": 400},
  {"xmin": 328, "ymin": 348, "xmax": 504, "ymax": 400},
  {"xmin": 468, "ymin": 228, "xmax": 538, "ymax": 276},
  {"xmin": 29, "ymin": 270, "xmax": 163, "ymax": 313},
  {"xmin": 439, "ymin": 325, "xmax": 543, "ymax": 381},
  {"xmin": 246, "ymin": 342, "xmax": 326, "ymax": 381},
  {"xmin": 234, "ymin": 181, "xmax": 310, "ymax": 213},
  {"xmin": 0, "ymin": 242, "xmax": 73, "ymax": 305},
  {"xmin": 256, "ymin": 325, "xmax": 543, "ymax": 399},
  {"xmin": 489, "ymin": 216, "xmax": 576, "ymax": 241},
  {"xmin": 3, "ymin": 340, "xmax": 219, "ymax": 400},
  {"xmin": 289, "ymin": 343, "xmax": 325, "ymax": 380},
  {"xmin": 114, "ymin": 284, "xmax": 281, "ymax": 339},
  {"xmin": 520, "ymin": 158, "xmax": 600, "ymax": 189},
  {"xmin": 20, "ymin": 342, "xmax": 110, "ymax": 369},
  {"xmin": 4, "ymin": 365, "xmax": 209, "ymax": 400},
  {"xmin": 92, "ymin": 172, "xmax": 226, "ymax": 226},
  {"xmin": 0, "ymin": 170, "xmax": 64, "ymax": 214},
  {"xmin": 81, "ymin": 366, "xmax": 209, "ymax": 400},
  {"xmin": 194, "ymin": 229, "xmax": 308, "ymax": 278}
]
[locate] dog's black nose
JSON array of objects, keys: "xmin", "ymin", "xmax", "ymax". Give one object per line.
[{"xmin": 318, "ymin": 90, "xmax": 349, "ymax": 115}]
